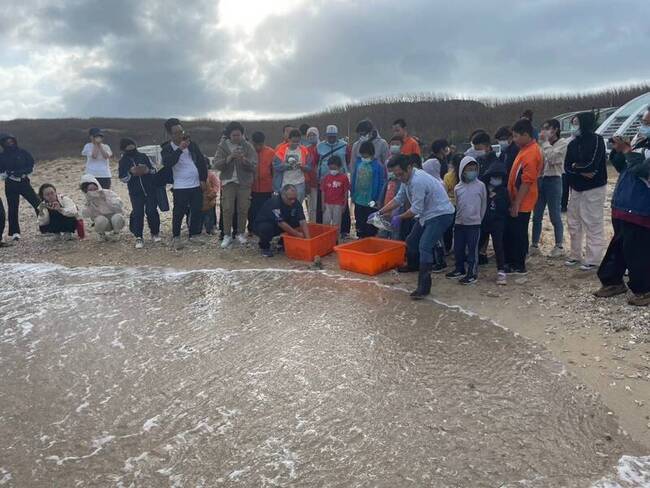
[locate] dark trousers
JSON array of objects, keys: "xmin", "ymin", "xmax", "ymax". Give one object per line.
[
  {"xmin": 454, "ymin": 224, "xmax": 482, "ymax": 276},
  {"xmin": 172, "ymin": 187, "xmax": 203, "ymax": 237},
  {"xmin": 0, "ymin": 199, "xmax": 5, "ymax": 239},
  {"xmin": 129, "ymin": 192, "xmax": 160, "ymax": 238},
  {"xmin": 5, "ymin": 177, "xmax": 40, "ymax": 235},
  {"xmin": 255, "ymin": 221, "xmax": 282, "ymax": 250},
  {"xmin": 202, "ymin": 207, "xmax": 217, "ymax": 234},
  {"xmin": 443, "ymin": 221, "xmax": 454, "ymax": 253},
  {"xmin": 479, "ymin": 220, "xmax": 506, "ymax": 271},
  {"xmin": 598, "ymin": 219, "xmax": 650, "ymax": 294},
  {"xmin": 504, "ymin": 212, "xmax": 531, "ymax": 270},
  {"xmin": 354, "ymin": 204, "xmax": 378, "ymax": 238},
  {"xmin": 406, "ymin": 213, "xmax": 455, "ymax": 266},
  {"xmin": 561, "ymin": 173, "xmax": 570, "ymax": 211},
  {"xmin": 39, "ymin": 211, "xmax": 77, "ymax": 234},
  {"xmin": 96, "ymin": 177, "xmax": 112, "ymax": 190},
  {"xmin": 249, "ymin": 192, "xmax": 273, "ymax": 233}
]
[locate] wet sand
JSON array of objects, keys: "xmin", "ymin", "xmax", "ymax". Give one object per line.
[{"xmin": 1, "ymin": 159, "xmax": 650, "ymax": 486}]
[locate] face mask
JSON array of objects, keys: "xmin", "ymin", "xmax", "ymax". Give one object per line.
[
  {"xmin": 464, "ymin": 170, "xmax": 478, "ymax": 182},
  {"xmin": 498, "ymin": 140, "xmax": 509, "ymax": 151},
  {"xmin": 571, "ymin": 126, "xmax": 581, "ymax": 138},
  {"xmin": 639, "ymin": 125, "xmax": 650, "ymax": 138},
  {"xmin": 361, "ymin": 157, "xmax": 372, "ymax": 163},
  {"xmin": 359, "ymin": 134, "xmax": 370, "ymax": 142},
  {"xmin": 490, "ymin": 177, "xmax": 503, "ymax": 187},
  {"xmin": 388, "ymin": 171, "xmax": 397, "ymax": 181},
  {"xmin": 390, "ymin": 145, "xmax": 401, "ymax": 155},
  {"xmin": 307, "ymin": 136, "xmax": 318, "ymax": 145},
  {"xmin": 329, "ymin": 169, "xmax": 339, "ymax": 176},
  {"xmin": 474, "ymin": 150, "xmax": 486, "ymax": 157}
]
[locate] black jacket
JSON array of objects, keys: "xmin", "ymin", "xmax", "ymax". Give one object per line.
[
  {"xmin": 118, "ymin": 150, "xmax": 157, "ymax": 197},
  {"xmin": 476, "ymin": 150, "xmax": 499, "ymax": 177},
  {"xmin": 0, "ymin": 134, "xmax": 35, "ymax": 178},
  {"xmin": 481, "ymin": 160, "xmax": 510, "ymax": 228},
  {"xmin": 158, "ymin": 140, "xmax": 208, "ymax": 186},
  {"xmin": 499, "ymin": 142, "xmax": 519, "ymax": 177},
  {"xmin": 563, "ymin": 112, "xmax": 607, "ymax": 192}
]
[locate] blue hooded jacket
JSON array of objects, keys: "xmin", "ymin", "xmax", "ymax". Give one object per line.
[
  {"xmin": 612, "ymin": 152, "xmax": 650, "ymax": 220},
  {"xmin": 0, "ymin": 134, "xmax": 35, "ymax": 178},
  {"xmin": 351, "ymin": 157, "xmax": 385, "ymax": 206}
]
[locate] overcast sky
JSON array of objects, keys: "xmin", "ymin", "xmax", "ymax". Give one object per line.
[{"xmin": 1, "ymin": 0, "xmax": 649, "ymax": 120}]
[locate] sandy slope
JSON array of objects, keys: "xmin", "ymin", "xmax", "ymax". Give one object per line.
[{"xmin": 3, "ymin": 157, "xmax": 650, "ymax": 449}]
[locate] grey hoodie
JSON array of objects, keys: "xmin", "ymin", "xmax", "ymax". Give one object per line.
[{"xmin": 454, "ymin": 156, "xmax": 487, "ymax": 225}]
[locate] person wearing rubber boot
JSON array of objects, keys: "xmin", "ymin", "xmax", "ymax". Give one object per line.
[{"xmin": 377, "ymin": 155, "xmax": 455, "ymax": 300}]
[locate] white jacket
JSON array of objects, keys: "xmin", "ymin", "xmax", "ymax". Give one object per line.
[
  {"xmin": 80, "ymin": 174, "xmax": 124, "ymax": 220},
  {"xmin": 37, "ymin": 194, "xmax": 79, "ymax": 226}
]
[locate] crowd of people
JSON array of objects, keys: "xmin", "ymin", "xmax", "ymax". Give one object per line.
[{"xmin": 0, "ymin": 107, "xmax": 649, "ymax": 305}]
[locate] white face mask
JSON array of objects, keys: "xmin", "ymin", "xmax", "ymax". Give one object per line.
[
  {"xmin": 329, "ymin": 169, "xmax": 339, "ymax": 176},
  {"xmin": 361, "ymin": 157, "xmax": 372, "ymax": 163},
  {"xmin": 571, "ymin": 126, "xmax": 581, "ymax": 138},
  {"xmin": 390, "ymin": 145, "xmax": 401, "ymax": 155},
  {"xmin": 498, "ymin": 140, "xmax": 509, "ymax": 150},
  {"xmin": 359, "ymin": 134, "xmax": 370, "ymax": 142}
]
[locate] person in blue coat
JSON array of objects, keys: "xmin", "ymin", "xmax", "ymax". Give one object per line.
[{"xmin": 351, "ymin": 141, "xmax": 385, "ymax": 238}]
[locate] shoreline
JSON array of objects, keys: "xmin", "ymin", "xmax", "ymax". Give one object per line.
[{"xmin": 3, "ymin": 158, "xmax": 650, "ymax": 451}]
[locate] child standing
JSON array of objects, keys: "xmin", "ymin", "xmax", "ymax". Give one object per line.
[
  {"xmin": 320, "ymin": 156, "xmax": 349, "ymax": 237},
  {"xmin": 202, "ymin": 169, "xmax": 220, "ymax": 235},
  {"xmin": 351, "ymin": 141, "xmax": 386, "ymax": 238},
  {"xmin": 479, "ymin": 161, "xmax": 510, "ymax": 285},
  {"xmin": 446, "ymin": 157, "xmax": 487, "ymax": 284},
  {"xmin": 443, "ymin": 153, "xmax": 462, "ymax": 253}
]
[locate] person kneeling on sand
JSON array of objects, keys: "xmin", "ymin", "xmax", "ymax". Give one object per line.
[
  {"xmin": 253, "ymin": 184, "xmax": 310, "ymax": 258},
  {"xmin": 80, "ymin": 174, "xmax": 125, "ymax": 240},
  {"xmin": 37, "ymin": 183, "xmax": 79, "ymax": 240}
]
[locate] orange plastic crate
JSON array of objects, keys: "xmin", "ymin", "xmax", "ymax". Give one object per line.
[
  {"xmin": 334, "ymin": 238, "xmax": 406, "ymax": 276},
  {"xmin": 283, "ymin": 223, "xmax": 338, "ymax": 261}
]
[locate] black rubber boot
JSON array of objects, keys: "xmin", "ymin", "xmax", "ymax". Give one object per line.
[{"xmin": 410, "ymin": 264, "xmax": 433, "ymax": 300}]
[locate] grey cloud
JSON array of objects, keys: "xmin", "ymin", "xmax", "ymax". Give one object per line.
[{"xmin": 2, "ymin": 0, "xmax": 650, "ymax": 119}]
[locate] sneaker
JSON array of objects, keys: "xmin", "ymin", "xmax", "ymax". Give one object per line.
[
  {"xmin": 445, "ymin": 270, "xmax": 464, "ymax": 279},
  {"xmin": 152, "ymin": 234, "xmax": 162, "ymax": 243},
  {"xmin": 236, "ymin": 234, "xmax": 248, "ymax": 245},
  {"xmin": 565, "ymin": 259, "xmax": 580, "ymax": 266},
  {"xmin": 580, "ymin": 264, "xmax": 597, "ymax": 271},
  {"xmin": 628, "ymin": 292, "xmax": 650, "ymax": 307},
  {"xmin": 496, "ymin": 272, "xmax": 507, "ymax": 286},
  {"xmin": 135, "ymin": 238, "xmax": 144, "ymax": 249},
  {"xmin": 478, "ymin": 254, "xmax": 489, "ymax": 265},
  {"xmin": 172, "ymin": 237, "xmax": 185, "ymax": 250},
  {"xmin": 549, "ymin": 246, "xmax": 564, "ymax": 258},
  {"xmin": 432, "ymin": 263, "xmax": 447, "ymax": 273},
  {"xmin": 62, "ymin": 232, "xmax": 75, "ymax": 241},
  {"xmin": 11, "ymin": 233, "xmax": 21, "ymax": 241},
  {"xmin": 0, "ymin": 241, "xmax": 11, "ymax": 248},
  {"xmin": 397, "ymin": 265, "xmax": 418, "ymax": 273},
  {"xmin": 512, "ymin": 267, "xmax": 528, "ymax": 275},
  {"xmin": 261, "ymin": 248, "xmax": 274, "ymax": 258},
  {"xmin": 98, "ymin": 232, "xmax": 108, "ymax": 242},
  {"xmin": 188, "ymin": 237, "xmax": 205, "ymax": 246},
  {"xmin": 221, "ymin": 235, "xmax": 233, "ymax": 249},
  {"xmin": 459, "ymin": 275, "xmax": 477, "ymax": 285},
  {"xmin": 529, "ymin": 245, "xmax": 540, "ymax": 256},
  {"xmin": 593, "ymin": 284, "xmax": 627, "ymax": 298}
]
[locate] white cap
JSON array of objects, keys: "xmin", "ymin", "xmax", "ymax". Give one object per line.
[{"xmin": 325, "ymin": 125, "xmax": 338, "ymax": 135}]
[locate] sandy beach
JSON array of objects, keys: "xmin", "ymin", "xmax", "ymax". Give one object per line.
[{"xmin": 3, "ymin": 157, "xmax": 650, "ymax": 453}]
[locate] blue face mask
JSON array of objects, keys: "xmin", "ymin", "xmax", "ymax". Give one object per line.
[
  {"xmin": 361, "ymin": 157, "xmax": 372, "ymax": 163},
  {"xmin": 464, "ymin": 170, "xmax": 478, "ymax": 182},
  {"xmin": 490, "ymin": 177, "xmax": 503, "ymax": 187},
  {"xmin": 639, "ymin": 125, "xmax": 650, "ymax": 138}
]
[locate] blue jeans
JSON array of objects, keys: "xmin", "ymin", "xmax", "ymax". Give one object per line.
[
  {"xmin": 532, "ymin": 176, "xmax": 563, "ymax": 247},
  {"xmin": 406, "ymin": 213, "xmax": 454, "ymax": 265},
  {"xmin": 454, "ymin": 224, "xmax": 481, "ymax": 276}
]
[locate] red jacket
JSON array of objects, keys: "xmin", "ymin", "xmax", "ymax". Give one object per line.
[
  {"xmin": 320, "ymin": 173, "xmax": 350, "ymax": 206},
  {"xmin": 252, "ymin": 145, "xmax": 275, "ymax": 193},
  {"xmin": 305, "ymin": 145, "xmax": 320, "ymax": 188}
]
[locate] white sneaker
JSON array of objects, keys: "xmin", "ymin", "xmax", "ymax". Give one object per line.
[
  {"xmin": 580, "ymin": 263, "xmax": 597, "ymax": 271},
  {"xmin": 496, "ymin": 272, "xmax": 507, "ymax": 286},
  {"xmin": 135, "ymin": 238, "xmax": 144, "ymax": 249},
  {"xmin": 236, "ymin": 234, "xmax": 248, "ymax": 245},
  {"xmin": 565, "ymin": 258, "xmax": 580, "ymax": 266},
  {"xmin": 549, "ymin": 246, "xmax": 564, "ymax": 258},
  {"xmin": 221, "ymin": 235, "xmax": 234, "ymax": 249},
  {"xmin": 11, "ymin": 233, "xmax": 21, "ymax": 241},
  {"xmin": 152, "ymin": 234, "xmax": 162, "ymax": 243}
]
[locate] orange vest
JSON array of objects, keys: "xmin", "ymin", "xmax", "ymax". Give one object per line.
[{"xmin": 252, "ymin": 146, "xmax": 276, "ymax": 193}]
